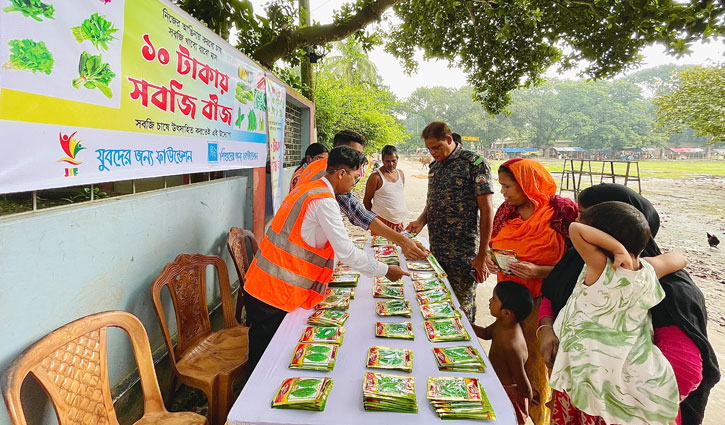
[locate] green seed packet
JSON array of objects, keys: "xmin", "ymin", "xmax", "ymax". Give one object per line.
[
  {"xmin": 272, "ymin": 377, "xmax": 333, "ymax": 411},
  {"xmin": 426, "ymin": 254, "xmax": 448, "ymax": 277},
  {"xmin": 426, "ymin": 377, "xmax": 495, "ymax": 420},
  {"xmin": 378, "ymin": 256, "xmax": 400, "ymax": 265},
  {"xmin": 333, "ymin": 263, "xmax": 354, "ymax": 274},
  {"xmin": 406, "ymin": 260, "xmax": 434, "ymax": 271},
  {"xmin": 412, "ymin": 278, "xmax": 445, "ymax": 292},
  {"xmin": 410, "ymin": 270, "xmax": 438, "ymax": 281},
  {"xmin": 416, "ymin": 288, "xmax": 451, "ymax": 305},
  {"xmin": 372, "ymin": 283, "xmax": 405, "ymax": 299},
  {"xmin": 299, "ymin": 326, "xmax": 344, "ymax": 345},
  {"xmin": 423, "ymin": 318, "xmax": 471, "ymax": 342},
  {"xmin": 289, "ymin": 343, "xmax": 338, "ymax": 371},
  {"xmin": 375, "ymin": 321, "xmax": 415, "ymax": 340},
  {"xmin": 363, "ymin": 372, "xmax": 417, "ymax": 413},
  {"xmin": 330, "ymin": 287, "xmax": 354, "ymax": 299},
  {"xmin": 366, "ymin": 346, "xmax": 413, "ymax": 372},
  {"xmin": 374, "ymin": 276, "xmax": 403, "ymax": 286},
  {"xmin": 420, "ymin": 301, "xmax": 461, "ymax": 319},
  {"xmin": 371, "ymin": 236, "xmax": 393, "ymax": 246},
  {"xmin": 315, "ymin": 294, "xmax": 350, "ymax": 310},
  {"xmin": 307, "ymin": 309, "xmax": 349, "ymax": 327},
  {"xmin": 328, "ymin": 273, "xmax": 359, "ymax": 288},
  {"xmin": 373, "ymin": 245, "xmax": 398, "ymax": 257},
  {"xmin": 375, "ymin": 299, "xmax": 412, "ymax": 317},
  {"xmin": 433, "ymin": 346, "xmax": 486, "ymax": 372}
]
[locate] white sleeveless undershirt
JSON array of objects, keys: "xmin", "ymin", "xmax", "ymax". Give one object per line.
[{"xmin": 371, "ymin": 169, "xmax": 408, "ymax": 224}]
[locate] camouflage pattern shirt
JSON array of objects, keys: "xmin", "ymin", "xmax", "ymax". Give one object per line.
[{"xmin": 426, "ymin": 145, "xmax": 493, "ymax": 263}]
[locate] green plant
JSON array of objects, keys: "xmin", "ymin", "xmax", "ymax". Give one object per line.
[
  {"xmin": 72, "ymin": 51, "xmax": 115, "ymax": 98},
  {"xmin": 5, "ymin": 39, "xmax": 54, "ymax": 74},
  {"xmin": 3, "ymin": 0, "xmax": 54, "ymax": 21},
  {"xmin": 72, "ymin": 13, "xmax": 119, "ymax": 51},
  {"xmin": 60, "ymin": 187, "xmax": 108, "ymax": 204}
]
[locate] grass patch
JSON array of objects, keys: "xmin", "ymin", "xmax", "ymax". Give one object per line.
[{"xmin": 486, "ymin": 159, "xmax": 725, "ymax": 179}]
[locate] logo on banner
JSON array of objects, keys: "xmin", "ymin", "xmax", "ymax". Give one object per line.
[
  {"xmin": 57, "ymin": 131, "xmax": 86, "ymax": 177},
  {"xmin": 208, "ymin": 143, "xmax": 218, "ymax": 162}
]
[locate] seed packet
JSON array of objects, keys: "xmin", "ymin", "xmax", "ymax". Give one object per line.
[
  {"xmin": 488, "ymin": 248, "xmax": 518, "ymax": 275},
  {"xmin": 299, "ymin": 326, "xmax": 344, "ymax": 345},
  {"xmin": 426, "ymin": 377, "xmax": 495, "ymax": 420},
  {"xmin": 415, "ymin": 287, "xmax": 451, "ymax": 305},
  {"xmin": 401, "ymin": 230, "xmax": 418, "ymax": 240},
  {"xmin": 366, "ymin": 346, "xmax": 413, "ymax": 372},
  {"xmin": 333, "ymin": 263, "xmax": 354, "ymax": 274},
  {"xmin": 374, "ymin": 276, "xmax": 403, "ymax": 286},
  {"xmin": 410, "ymin": 270, "xmax": 438, "ymax": 281},
  {"xmin": 375, "ymin": 321, "xmax": 414, "ymax": 340},
  {"xmin": 372, "ymin": 283, "xmax": 405, "ymax": 299},
  {"xmin": 363, "ymin": 372, "xmax": 417, "ymax": 413},
  {"xmin": 426, "ymin": 254, "xmax": 448, "ymax": 277},
  {"xmin": 412, "ymin": 278, "xmax": 445, "ymax": 292},
  {"xmin": 328, "ymin": 273, "xmax": 359, "ymax": 287},
  {"xmin": 372, "ymin": 236, "xmax": 393, "ymax": 246},
  {"xmin": 351, "ymin": 235, "xmax": 368, "ymax": 243},
  {"xmin": 373, "ymin": 245, "xmax": 398, "ymax": 257},
  {"xmin": 375, "ymin": 299, "xmax": 412, "ymax": 317},
  {"xmin": 433, "ymin": 346, "xmax": 486, "ymax": 372},
  {"xmin": 423, "ymin": 318, "xmax": 471, "ymax": 342},
  {"xmin": 378, "ymin": 256, "xmax": 400, "ymax": 265},
  {"xmin": 271, "ymin": 377, "xmax": 333, "ymax": 411},
  {"xmin": 289, "ymin": 343, "xmax": 338, "ymax": 371},
  {"xmin": 307, "ymin": 309, "xmax": 349, "ymax": 327},
  {"xmin": 315, "ymin": 294, "xmax": 350, "ymax": 310},
  {"xmin": 406, "ymin": 260, "xmax": 434, "ymax": 271},
  {"xmin": 420, "ymin": 301, "xmax": 461, "ymax": 319},
  {"xmin": 329, "ymin": 287, "xmax": 354, "ymax": 299}
]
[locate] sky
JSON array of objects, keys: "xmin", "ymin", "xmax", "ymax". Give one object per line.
[{"xmin": 249, "ymin": 0, "xmax": 725, "ymax": 99}]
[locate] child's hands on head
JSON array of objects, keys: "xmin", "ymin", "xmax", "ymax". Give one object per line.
[{"xmin": 612, "ymin": 249, "xmax": 633, "ymax": 270}]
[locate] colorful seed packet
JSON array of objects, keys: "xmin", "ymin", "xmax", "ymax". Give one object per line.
[
  {"xmin": 426, "ymin": 377, "xmax": 495, "ymax": 420},
  {"xmin": 329, "ymin": 287, "xmax": 354, "ymax": 299},
  {"xmin": 363, "ymin": 372, "xmax": 417, "ymax": 413},
  {"xmin": 375, "ymin": 321, "xmax": 415, "ymax": 340},
  {"xmin": 420, "ymin": 301, "xmax": 461, "ymax": 319},
  {"xmin": 366, "ymin": 346, "xmax": 413, "ymax": 372},
  {"xmin": 375, "ymin": 299, "xmax": 412, "ymax": 317},
  {"xmin": 328, "ymin": 273, "xmax": 359, "ymax": 287},
  {"xmin": 333, "ymin": 263, "xmax": 354, "ymax": 273},
  {"xmin": 315, "ymin": 294, "xmax": 350, "ymax": 310},
  {"xmin": 378, "ymin": 256, "xmax": 400, "ymax": 265},
  {"xmin": 372, "ymin": 236, "xmax": 393, "ymax": 246},
  {"xmin": 372, "ymin": 283, "xmax": 405, "ymax": 299},
  {"xmin": 412, "ymin": 278, "xmax": 446, "ymax": 292},
  {"xmin": 423, "ymin": 318, "xmax": 471, "ymax": 342},
  {"xmin": 410, "ymin": 270, "xmax": 438, "ymax": 281},
  {"xmin": 289, "ymin": 343, "xmax": 338, "ymax": 371},
  {"xmin": 374, "ymin": 276, "xmax": 403, "ymax": 286},
  {"xmin": 406, "ymin": 260, "xmax": 434, "ymax": 271},
  {"xmin": 426, "ymin": 254, "xmax": 448, "ymax": 277},
  {"xmin": 433, "ymin": 346, "xmax": 486, "ymax": 372},
  {"xmin": 415, "ymin": 287, "xmax": 451, "ymax": 305},
  {"xmin": 271, "ymin": 377, "xmax": 333, "ymax": 411},
  {"xmin": 373, "ymin": 245, "xmax": 398, "ymax": 257},
  {"xmin": 299, "ymin": 326, "xmax": 344, "ymax": 345},
  {"xmin": 307, "ymin": 309, "xmax": 349, "ymax": 327}
]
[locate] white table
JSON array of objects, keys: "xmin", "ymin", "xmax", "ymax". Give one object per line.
[{"xmin": 228, "ymin": 239, "xmax": 516, "ymax": 424}]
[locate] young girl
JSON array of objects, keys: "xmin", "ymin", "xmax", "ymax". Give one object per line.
[{"xmin": 549, "ymin": 201, "xmax": 684, "ymax": 425}]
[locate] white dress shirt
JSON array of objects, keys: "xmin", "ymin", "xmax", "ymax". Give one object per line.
[{"xmin": 300, "ymin": 177, "xmax": 389, "ymax": 277}]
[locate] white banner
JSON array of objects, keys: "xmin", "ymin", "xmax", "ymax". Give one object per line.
[{"xmin": 266, "ymin": 77, "xmax": 286, "ymax": 213}]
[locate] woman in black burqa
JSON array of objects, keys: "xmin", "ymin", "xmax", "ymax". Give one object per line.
[{"xmin": 538, "ymin": 184, "xmax": 719, "ymax": 425}]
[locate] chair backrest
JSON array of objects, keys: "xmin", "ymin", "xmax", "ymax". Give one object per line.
[
  {"xmin": 1, "ymin": 311, "xmax": 166, "ymax": 425},
  {"xmin": 226, "ymin": 227, "xmax": 258, "ymax": 290},
  {"xmin": 150, "ymin": 254, "xmax": 237, "ymax": 368}
]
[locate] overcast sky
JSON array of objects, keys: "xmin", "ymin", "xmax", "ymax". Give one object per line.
[{"xmin": 249, "ymin": 0, "xmax": 725, "ymax": 99}]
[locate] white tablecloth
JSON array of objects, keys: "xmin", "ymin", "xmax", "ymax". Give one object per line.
[{"xmin": 227, "ymin": 239, "xmax": 516, "ymax": 424}]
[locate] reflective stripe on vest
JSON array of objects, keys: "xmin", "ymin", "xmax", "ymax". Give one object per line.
[
  {"xmin": 296, "ymin": 158, "xmax": 328, "ymax": 187},
  {"xmin": 244, "ymin": 179, "xmax": 335, "ymax": 312}
]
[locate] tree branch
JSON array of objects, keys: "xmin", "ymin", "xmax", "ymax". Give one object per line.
[{"xmin": 252, "ymin": 0, "xmax": 401, "ymax": 66}]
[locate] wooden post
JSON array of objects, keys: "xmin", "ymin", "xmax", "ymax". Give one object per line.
[{"xmin": 252, "ymin": 167, "xmax": 266, "ymax": 242}]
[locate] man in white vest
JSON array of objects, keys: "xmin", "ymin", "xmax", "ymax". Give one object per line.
[{"xmin": 363, "ymin": 145, "xmax": 409, "ymax": 234}]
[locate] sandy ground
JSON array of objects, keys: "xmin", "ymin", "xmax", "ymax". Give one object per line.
[{"xmin": 359, "ymin": 158, "xmax": 725, "ymax": 424}]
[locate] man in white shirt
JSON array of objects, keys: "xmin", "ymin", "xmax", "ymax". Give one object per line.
[
  {"xmin": 363, "ymin": 144, "xmax": 409, "ymax": 234},
  {"xmin": 244, "ymin": 146, "xmax": 408, "ymax": 371}
]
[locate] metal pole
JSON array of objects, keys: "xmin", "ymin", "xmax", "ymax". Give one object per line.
[
  {"xmin": 90, "ymin": 184, "xmax": 94, "ymax": 201},
  {"xmin": 32, "ymin": 191, "xmax": 37, "ymax": 211}
]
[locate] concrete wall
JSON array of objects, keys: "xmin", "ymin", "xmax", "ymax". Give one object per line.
[{"xmin": 0, "ymin": 176, "xmax": 249, "ymax": 425}]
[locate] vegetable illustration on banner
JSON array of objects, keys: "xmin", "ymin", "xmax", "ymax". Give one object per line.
[{"xmin": 265, "ymin": 77, "xmax": 286, "ymax": 213}]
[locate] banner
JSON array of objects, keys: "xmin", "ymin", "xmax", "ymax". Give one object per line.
[
  {"xmin": 265, "ymin": 77, "xmax": 285, "ymax": 213},
  {"xmin": 0, "ymin": 0, "xmax": 271, "ymax": 194}
]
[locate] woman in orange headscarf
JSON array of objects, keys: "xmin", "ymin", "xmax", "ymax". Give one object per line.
[{"xmin": 488, "ymin": 158, "xmax": 578, "ymax": 425}]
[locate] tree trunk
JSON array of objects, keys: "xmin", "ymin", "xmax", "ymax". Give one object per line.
[{"xmin": 299, "ymin": 0, "xmax": 314, "ymax": 101}]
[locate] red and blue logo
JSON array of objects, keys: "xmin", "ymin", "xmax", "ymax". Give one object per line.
[{"xmin": 57, "ymin": 131, "xmax": 86, "ymax": 177}]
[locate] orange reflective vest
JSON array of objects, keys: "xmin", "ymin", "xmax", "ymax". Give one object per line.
[
  {"xmin": 294, "ymin": 158, "xmax": 328, "ymax": 188},
  {"xmin": 244, "ymin": 179, "xmax": 335, "ymax": 312}
]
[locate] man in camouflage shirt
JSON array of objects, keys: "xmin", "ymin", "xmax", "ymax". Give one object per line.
[{"xmin": 407, "ymin": 122, "xmax": 494, "ymax": 322}]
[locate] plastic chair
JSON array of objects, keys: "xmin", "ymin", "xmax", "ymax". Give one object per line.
[
  {"xmin": 226, "ymin": 227, "xmax": 259, "ymax": 324},
  {"xmin": 150, "ymin": 254, "xmax": 248, "ymax": 425},
  {"xmin": 1, "ymin": 310, "xmax": 206, "ymax": 425}
]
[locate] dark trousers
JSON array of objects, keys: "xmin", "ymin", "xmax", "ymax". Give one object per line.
[{"xmin": 244, "ymin": 290, "xmax": 287, "ymax": 372}]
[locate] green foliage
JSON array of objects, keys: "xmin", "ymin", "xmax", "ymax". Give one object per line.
[
  {"xmin": 653, "ymin": 66, "xmax": 725, "ymax": 144},
  {"xmin": 72, "ymin": 52, "xmax": 116, "ymax": 98},
  {"xmin": 6, "ymin": 39, "xmax": 54, "ymax": 74},
  {"xmin": 72, "ymin": 13, "xmax": 119, "ymax": 51},
  {"xmin": 3, "ymin": 0, "xmax": 54, "ymax": 21}
]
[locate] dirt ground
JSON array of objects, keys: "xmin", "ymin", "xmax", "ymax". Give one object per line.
[{"xmin": 377, "ymin": 157, "xmax": 725, "ymax": 424}]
